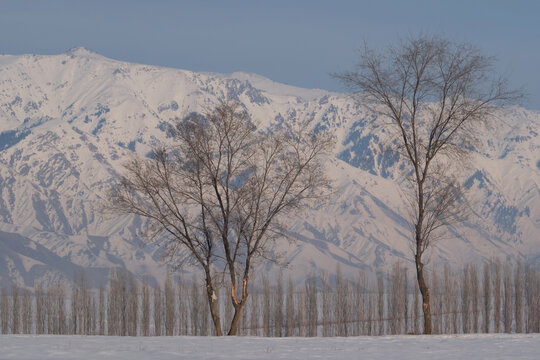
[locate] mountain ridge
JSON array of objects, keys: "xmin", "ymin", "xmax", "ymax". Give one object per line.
[{"xmin": 0, "ymin": 49, "xmax": 538, "ymax": 288}]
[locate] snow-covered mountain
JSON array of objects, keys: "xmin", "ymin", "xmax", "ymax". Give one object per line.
[{"xmin": 0, "ymin": 47, "xmax": 538, "ymax": 288}]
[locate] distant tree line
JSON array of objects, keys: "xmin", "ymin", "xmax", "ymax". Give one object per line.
[{"xmin": 0, "ymin": 260, "xmax": 538, "ymax": 336}]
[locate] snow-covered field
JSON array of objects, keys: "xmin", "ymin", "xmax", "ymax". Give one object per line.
[{"xmin": 0, "ymin": 334, "xmax": 538, "ymax": 359}]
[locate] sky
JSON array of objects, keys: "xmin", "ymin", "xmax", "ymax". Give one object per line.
[{"xmin": 0, "ymin": 0, "xmax": 539, "ymax": 109}]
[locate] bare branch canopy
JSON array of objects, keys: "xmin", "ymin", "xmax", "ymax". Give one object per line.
[
  {"xmin": 335, "ymin": 34, "xmax": 521, "ymax": 334},
  {"xmin": 107, "ymin": 101, "xmax": 333, "ymax": 335}
]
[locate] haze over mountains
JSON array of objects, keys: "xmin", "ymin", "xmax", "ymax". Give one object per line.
[{"xmin": 0, "ymin": 47, "xmax": 538, "ymax": 288}]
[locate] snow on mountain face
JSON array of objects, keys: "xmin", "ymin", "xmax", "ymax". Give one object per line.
[{"xmin": 0, "ymin": 49, "xmax": 538, "ymax": 288}]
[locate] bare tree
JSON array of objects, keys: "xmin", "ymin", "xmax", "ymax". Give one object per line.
[
  {"xmin": 285, "ymin": 276, "xmax": 294, "ymax": 337},
  {"xmin": 107, "ymin": 269, "xmax": 126, "ymax": 336},
  {"xmin": 364, "ymin": 281, "xmax": 373, "ymax": 336},
  {"xmin": 262, "ymin": 275, "xmax": 271, "ymax": 337},
  {"xmin": 176, "ymin": 277, "xmax": 189, "ymax": 336},
  {"xmin": 108, "ymin": 101, "xmax": 332, "ymax": 335},
  {"xmin": 354, "ymin": 271, "xmax": 366, "ymax": 336},
  {"xmin": 84, "ymin": 282, "xmax": 93, "ymax": 335},
  {"xmin": 297, "ymin": 288, "xmax": 307, "ymax": 337},
  {"xmin": 99, "ymin": 281, "xmax": 105, "ymax": 335},
  {"xmin": 189, "ymin": 278, "xmax": 203, "ymax": 335},
  {"xmin": 376, "ymin": 271, "xmax": 385, "ymax": 335},
  {"xmin": 305, "ymin": 275, "xmax": 318, "ymax": 337},
  {"xmin": 462, "ymin": 264, "xmax": 471, "ymax": 333},
  {"xmin": 54, "ymin": 282, "xmax": 67, "ymax": 335},
  {"xmin": 11, "ymin": 284, "xmax": 19, "ymax": 334},
  {"xmin": 493, "ymin": 259, "xmax": 502, "ymax": 333},
  {"xmin": 525, "ymin": 264, "xmax": 539, "ymax": 333},
  {"xmin": 128, "ymin": 274, "xmax": 139, "ymax": 336},
  {"xmin": 443, "ymin": 264, "xmax": 454, "ymax": 334},
  {"xmin": 430, "ymin": 270, "xmax": 440, "ymax": 334},
  {"xmin": 200, "ymin": 285, "xmax": 210, "ymax": 336},
  {"xmin": 449, "ymin": 269, "xmax": 460, "ymax": 334},
  {"xmin": 71, "ymin": 277, "xmax": 79, "ymax": 334},
  {"xmin": 153, "ymin": 284, "xmax": 162, "ymax": 336},
  {"xmin": 21, "ymin": 288, "xmax": 32, "ymax": 334},
  {"xmin": 164, "ymin": 274, "xmax": 175, "ymax": 336},
  {"xmin": 141, "ymin": 277, "xmax": 150, "ymax": 336},
  {"xmin": 533, "ymin": 266, "xmax": 540, "ymax": 333},
  {"xmin": 336, "ymin": 35, "xmax": 518, "ymax": 334},
  {"xmin": 483, "ymin": 263, "xmax": 491, "ymax": 333},
  {"xmin": 515, "ymin": 260, "xmax": 523, "ymax": 333},
  {"xmin": 503, "ymin": 262, "xmax": 513, "ymax": 333},
  {"xmin": 402, "ymin": 267, "xmax": 409, "ymax": 335},
  {"xmin": 320, "ymin": 272, "xmax": 331, "ymax": 337},
  {"xmin": 274, "ymin": 273, "xmax": 284, "ymax": 337},
  {"xmin": 1, "ymin": 287, "xmax": 9, "ymax": 334},
  {"xmin": 34, "ymin": 283, "xmax": 44, "ymax": 335},
  {"xmin": 389, "ymin": 263, "xmax": 403, "ymax": 334},
  {"xmin": 470, "ymin": 265, "xmax": 479, "ymax": 333},
  {"xmin": 72, "ymin": 269, "xmax": 91, "ymax": 335},
  {"xmin": 89, "ymin": 296, "xmax": 96, "ymax": 335},
  {"xmin": 250, "ymin": 286, "xmax": 259, "ymax": 336}
]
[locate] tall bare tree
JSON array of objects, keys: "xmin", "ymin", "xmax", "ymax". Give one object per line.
[
  {"xmin": 462, "ymin": 264, "xmax": 471, "ymax": 333},
  {"xmin": 127, "ymin": 273, "xmax": 139, "ymax": 336},
  {"xmin": 99, "ymin": 281, "xmax": 105, "ymax": 335},
  {"xmin": 141, "ymin": 277, "xmax": 150, "ymax": 336},
  {"xmin": 34, "ymin": 283, "xmax": 44, "ymax": 335},
  {"xmin": 335, "ymin": 266, "xmax": 349, "ymax": 336},
  {"xmin": 153, "ymin": 284, "xmax": 162, "ymax": 336},
  {"xmin": 21, "ymin": 289, "xmax": 31, "ymax": 334},
  {"xmin": 389, "ymin": 262, "xmax": 405, "ymax": 334},
  {"xmin": 176, "ymin": 278, "xmax": 188, "ymax": 335},
  {"xmin": 0, "ymin": 287, "xmax": 9, "ymax": 334},
  {"xmin": 525, "ymin": 264, "xmax": 539, "ymax": 333},
  {"xmin": 305, "ymin": 275, "xmax": 318, "ymax": 337},
  {"xmin": 376, "ymin": 271, "xmax": 385, "ymax": 335},
  {"xmin": 108, "ymin": 101, "xmax": 331, "ymax": 335},
  {"xmin": 336, "ymin": 35, "xmax": 518, "ymax": 334},
  {"xmin": 483, "ymin": 263, "xmax": 491, "ymax": 333},
  {"xmin": 250, "ymin": 286, "xmax": 259, "ymax": 336},
  {"xmin": 515, "ymin": 260, "xmax": 524, "ymax": 333},
  {"xmin": 164, "ymin": 274, "xmax": 175, "ymax": 336},
  {"xmin": 470, "ymin": 265, "xmax": 479, "ymax": 333},
  {"xmin": 503, "ymin": 262, "xmax": 513, "ymax": 333},
  {"xmin": 11, "ymin": 284, "xmax": 19, "ymax": 334},
  {"xmin": 274, "ymin": 273, "xmax": 284, "ymax": 337},
  {"xmin": 493, "ymin": 259, "xmax": 502, "ymax": 333},
  {"xmin": 443, "ymin": 264, "xmax": 455, "ymax": 334},
  {"xmin": 431, "ymin": 270, "xmax": 440, "ymax": 334},
  {"xmin": 285, "ymin": 276, "xmax": 294, "ymax": 337}
]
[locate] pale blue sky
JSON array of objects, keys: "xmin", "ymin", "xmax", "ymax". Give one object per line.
[{"xmin": 1, "ymin": 0, "xmax": 539, "ymax": 108}]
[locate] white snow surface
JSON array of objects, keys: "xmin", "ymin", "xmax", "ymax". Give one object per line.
[
  {"xmin": 0, "ymin": 334, "xmax": 538, "ymax": 359},
  {"xmin": 0, "ymin": 49, "xmax": 539, "ymax": 288}
]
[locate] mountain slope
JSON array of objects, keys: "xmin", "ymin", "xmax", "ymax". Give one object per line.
[{"xmin": 0, "ymin": 48, "xmax": 538, "ymax": 287}]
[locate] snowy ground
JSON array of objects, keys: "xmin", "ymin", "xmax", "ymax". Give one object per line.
[{"xmin": 0, "ymin": 334, "xmax": 539, "ymax": 359}]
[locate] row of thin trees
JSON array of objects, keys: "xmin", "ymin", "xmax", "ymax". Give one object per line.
[{"xmin": 0, "ymin": 260, "xmax": 538, "ymax": 336}]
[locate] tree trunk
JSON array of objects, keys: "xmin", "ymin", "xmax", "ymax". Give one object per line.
[
  {"xmin": 416, "ymin": 252, "xmax": 432, "ymax": 334},
  {"xmin": 204, "ymin": 271, "xmax": 222, "ymax": 336},
  {"xmin": 227, "ymin": 303, "xmax": 245, "ymax": 335},
  {"xmin": 227, "ymin": 276, "xmax": 249, "ymax": 336}
]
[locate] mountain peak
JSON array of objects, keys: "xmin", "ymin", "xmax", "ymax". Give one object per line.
[{"xmin": 66, "ymin": 46, "xmax": 101, "ymax": 57}]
